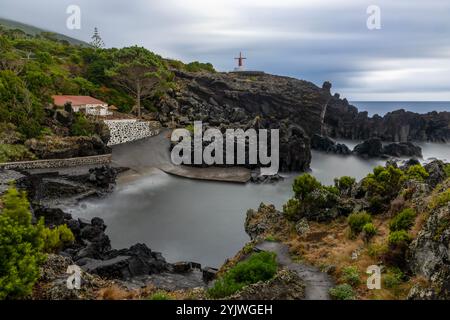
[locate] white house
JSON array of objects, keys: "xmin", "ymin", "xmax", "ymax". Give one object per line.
[{"xmin": 52, "ymin": 95, "xmax": 113, "ymax": 116}]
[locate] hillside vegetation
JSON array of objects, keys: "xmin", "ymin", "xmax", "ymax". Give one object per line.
[{"xmin": 0, "ymin": 23, "xmax": 215, "ymax": 162}]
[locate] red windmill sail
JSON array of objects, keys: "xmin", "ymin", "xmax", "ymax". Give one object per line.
[{"xmin": 234, "ymin": 52, "xmax": 247, "ymax": 67}]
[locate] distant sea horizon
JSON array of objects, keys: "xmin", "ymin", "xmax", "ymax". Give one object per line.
[{"xmin": 350, "ymin": 101, "xmax": 450, "ymax": 117}]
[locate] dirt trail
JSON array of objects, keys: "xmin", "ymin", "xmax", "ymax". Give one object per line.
[{"xmin": 255, "ymin": 241, "xmax": 334, "ymax": 300}]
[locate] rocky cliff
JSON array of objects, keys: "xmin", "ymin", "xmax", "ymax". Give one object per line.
[
  {"xmin": 157, "ymin": 71, "xmax": 449, "ymax": 172},
  {"xmin": 324, "ymin": 101, "xmax": 450, "ymax": 143},
  {"xmin": 159, "ymin": 71, "xmax": 333, "ymax": 171}
]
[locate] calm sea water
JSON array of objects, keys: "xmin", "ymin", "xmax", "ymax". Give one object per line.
[
  {"xmin": 351, "ymin": 101, "xmax": 450, "ymax": 116},
  {"xmin": 67, "ymin": 102, "xmax": 449, "ymax": 267},
  {"xmin": 68, "ymin": 143, "xmax": 449, "ymax": 268}
]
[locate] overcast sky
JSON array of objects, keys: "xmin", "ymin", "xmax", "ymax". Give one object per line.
[{"xmin": 1, "ymin": 0, "xmax": 450, "ymax": 101}]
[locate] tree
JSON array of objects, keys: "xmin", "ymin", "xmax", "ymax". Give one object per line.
[
  {"xmin": 106, "ymin": 47, "xmax": 162, "ymax": 118},
  {"xmin": 0, "ymin": 48, "xmax": 25, "ymax": 75},
  {"xmin": 90, "ymin": 27, "xmax": 105, "ymax": 49},
  {"xmin": 0, "ymin": 187, "xmax": 46, "ymax": 299},
  {"xmin": 0, "ymin": 187, "xmax": 75, "ymax": 299},
  {"xmin": 0, "ymin": 70, "xmax": 43, "ymax": 138},
  {"xmin": 293, "ymin": 174, "xmax": 322, "ymax": 200}
]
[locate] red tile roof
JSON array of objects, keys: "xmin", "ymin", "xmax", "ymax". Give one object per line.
[{"xmin": 52, "ymin": 95, "xmax": 107, "ymax": 107}]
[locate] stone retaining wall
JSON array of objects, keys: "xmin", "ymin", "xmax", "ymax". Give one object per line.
[
  {"xmin": 103, "ymin": 119, "xmax": 160, "ymax": 146},
  {"xmin": 0, "ymin": 154, "xmax": 111, "ymax": 170}
]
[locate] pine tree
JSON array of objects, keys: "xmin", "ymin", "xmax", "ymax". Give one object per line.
[{"xmin": 90, "ymin": 27, "xmax": 105, "ymax": 48}]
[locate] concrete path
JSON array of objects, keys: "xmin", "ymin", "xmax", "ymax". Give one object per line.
[{"xmin": 255, "ymin": 241, "xmax": 334, "ymax": 300}]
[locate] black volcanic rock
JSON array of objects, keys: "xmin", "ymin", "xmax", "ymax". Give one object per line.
[
  {"xmin": 382, "ymin": 142, "xmax": 422, "ymax": 158},
  {"xmin": 325, "ymin": 106, "xmax": 450, "ymax": 143},
  {"xmin": 353, "ymin": 140, "xmax": 423, "ymax": 159},
  {"xmin": 25, "ymin": 135, "xmax": 111, "ymax": 160},
  {"xmin": 311, "ymin": 134, "xmax": 351, "ymax": 155},
  {"xmin": 424, "ymin": 160, "xmax": 447, "ymax": 187},
  {"xmin": 159, "ymin": 71, "xmax": 331, "ymax": 171},
  {"xmin": 78, "ymin": 243, "xmax": 169, "ymax": 280},
  {"xmin": 353, "ymin": 138, "xmax": 384, "ymax": 158},
  {"xmin": 159, "ymin": 71, "xmax": 449, "ymax": 171}
]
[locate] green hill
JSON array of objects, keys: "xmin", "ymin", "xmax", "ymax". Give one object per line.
[
  {"xmin": 0, "ymin": 19, "xmax": 216, "ymax": 162},
  {"xmin": 0, "ymin": 17, "xmax": 89, "ymax": 46}
]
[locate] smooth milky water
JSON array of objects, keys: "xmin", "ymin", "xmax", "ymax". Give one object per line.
[{"xmin": 68, "ymin": 143, "xmax": 450, "ymax": 268}]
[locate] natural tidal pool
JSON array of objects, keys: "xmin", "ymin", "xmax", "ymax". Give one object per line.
[{"xmin": 68, "ymin": 143, "xmax": 450, "ymax": 268}]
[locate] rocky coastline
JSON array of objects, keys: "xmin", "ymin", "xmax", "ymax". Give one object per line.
[{"xmin": 2, "ymin": 165, "xmax": 217, "ymax": 299}]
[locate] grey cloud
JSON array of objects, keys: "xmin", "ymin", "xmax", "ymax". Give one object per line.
[{"xmin": 0, "ymin": 0, "xmax": 449, "ymax": 100}]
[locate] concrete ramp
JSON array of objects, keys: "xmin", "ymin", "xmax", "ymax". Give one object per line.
[
  {"xmin": 159, "ymin": 164, "xmax": 251, "ymax": 183},
  {"xmin": 112, "ymin": 129, "xmax": 251, "ymax": 183}
]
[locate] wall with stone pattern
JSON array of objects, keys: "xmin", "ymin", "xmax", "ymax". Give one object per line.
[
  {"xmin": 103, "ymin": 119, "xmax": 160, "ymax": 146},
  {"xmin": 0, "ymin": 154, "xmax": 111, "ymax": 170}
]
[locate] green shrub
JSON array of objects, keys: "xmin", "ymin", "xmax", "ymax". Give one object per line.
[
  {"xmin": 363, "ymin": 165, "xmax": 405, "ymax": 199},
  {"xmin": 0, "ymin": 122, "xmax": 23, "ymax": 144},
  {"xmin": 265, "ymin": 235, "xmax": 278, "ymax": 242},
  {"xmin": 289, "ymin": 174, "xmax": 339, "ymax": 221},
  {"xmin": 444, "ymin": 164, "xmax": 450, "ymax": 178},
  {"xmin": 0, "ymin": 144, "xmax": 36, "ymax": 163},
  {"xmin": 282, "ymin": 198, "xmax": 301, "ymax": 220},
  {"xmin": 0, "ymin": 70, "xmax": 43, "ymax": 138},
  {"xmin": 334, "ymin": 176, "xmax": 356, "ymax": 192},
  {"xmin": 341, "ymin": 266, "xmax": 361, "ymax": 286},
  {"xmin": 207, "ymin": 252, "xmax": 277, "ymax": 299},
  {"xmin": 148, "ymin": 291, "xmax": 171, "ymax": 300},
  {"xmin": 293, "ymin": 174, "xmax": 322, "ymax": 200},
  {"xmin": 242, "ymin": 243, "xmax": 255, "ymax": 255},
  {"xmin": 184, "ymin": 61, "xmax": 216, "ymax": 73},
  {"xmin": 329, "ymin": 284, "xmax": 355, "ymax": 300},
  {"xmin": 39, "ymin": 127, "xmax": 54, "ymax": 137},
  {"xmin": 42, "ymin": 224, "xmax": 75, "ymax": 253},
  {"xmin": 362, "ymin": 223, "xmax": 377, "ymax": 242},
  {"xmin": 348, "ymin": 211, "xmax": 372, "ymax": 236},
  {"xmin": 70, "ymin": 113, "xmax": 96, "ymax": 137},
  {"xmin": 405, "ymin": 165, "xmax": 429, "ymax": 182},
  {"xmin": 0, "ymin": 187, "xmax": 46, "ymax": 299},
  {"xmin": 429, "ymin": 189, "xmax": 450, "ymax": 210},
  {"xmin": 185, "ymin": 124, "xmax": 195, "ymax": 134},
  {"xmin": 323, "ymin": 185, "xmax": 339, "ymax": 195},
  {"xmin": 368, "ymin": 195, "xmax": 384, "ymax": 214},
  {"xmin": 388, "ymin": 230, "xmax": 412, "ymax": 246},
  {"xmin": 389, "ymin": 208, "xmax": 416, "ymax": 232},
  {"xmin": 383, "ymin": 268, "xmax": 405, "ymax": 289},
  {"xmin": 367, "ymin": 243, "xmax": 388, "ymax": 258}
]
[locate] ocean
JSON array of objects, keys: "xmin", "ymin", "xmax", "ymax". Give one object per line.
[{"xmin": 351, "ymin": 101, "xmax": 450, "ymax": 117}]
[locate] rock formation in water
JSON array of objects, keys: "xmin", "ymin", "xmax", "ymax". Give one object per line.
[
  {"xmin": 324, "ymin": 105, "xmax": 450, "ymax": 143},
  {"xmin": 311, "ymin": 134, "xmax": 351, "ymax": 155},
  {"xmin": 353, "ymin": 138, "xmax": 423, "ymax": 159}
]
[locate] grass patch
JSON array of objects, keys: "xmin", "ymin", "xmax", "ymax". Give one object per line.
[
  {"xmin": 264, "ymin": 235, "xmax": 279, "ymax": 242},
  {"xmin": 148, "ymin": 291, "xmax": 172, "ymax": 300},
  {"xmin": 341, "ymin": 266, "xmax": 361, "ymax": 286},
  {"xmin": 329, "ymin": 284, "xmax": 355, "ymax": 300},
  {"xmin": 383, "ymin": 268, "xmax": 405, "ymax": 289},
  {"xmin": 207, "ymin": 252, "xmax": 277, "ymax": 299}
]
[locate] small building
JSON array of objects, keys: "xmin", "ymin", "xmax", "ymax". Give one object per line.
[{"xmin": 52, "ymin": 95, "xmax": 112, "ymax": 116}]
